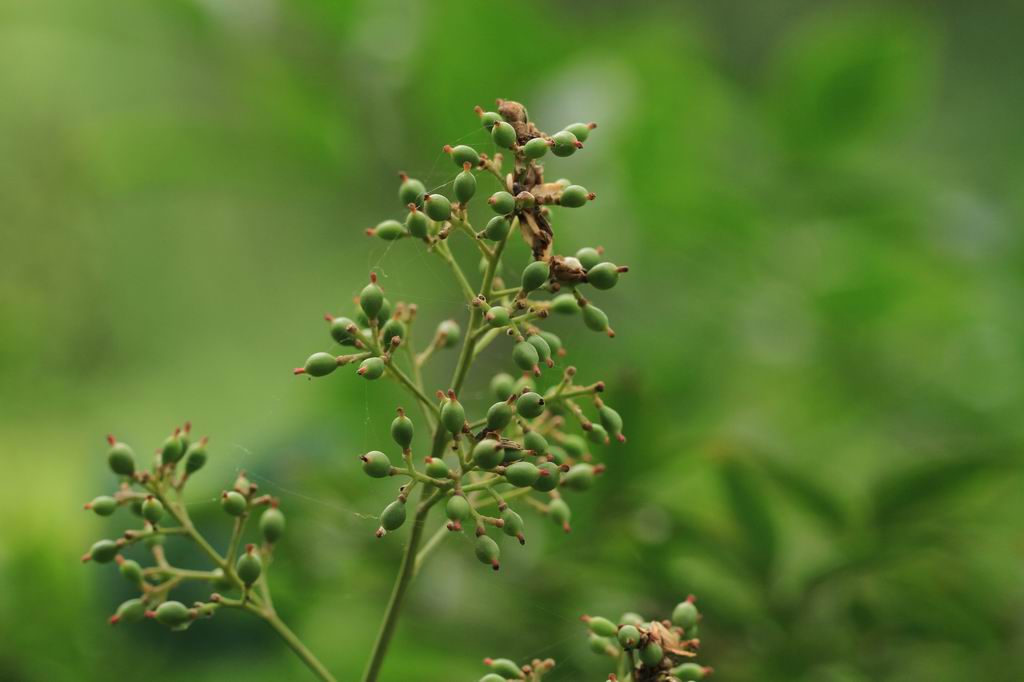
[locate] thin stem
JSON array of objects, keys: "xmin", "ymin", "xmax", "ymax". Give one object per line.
[
  {"xmin": 260, "ymin": 609, "xmax": 338, "ymax": 682},
  {"xmin": 412, "ymin": 523, "xmax": 449, "ymax": 577},
  {"xmin": 432, "ymin": 241, "xmax": 476, "ymax": 303},
  {"xmin": 385, "ymin": 362, "xmax": 438, "ymax": 419}
]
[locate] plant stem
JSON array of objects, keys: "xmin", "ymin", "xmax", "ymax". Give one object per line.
[{"xmin": 260, "ymin": 608, "xmax": 338, "ymax": 682}]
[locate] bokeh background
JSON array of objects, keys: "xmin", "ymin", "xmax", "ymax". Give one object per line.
[{"xmin": 2, "ymin": 0, "xmax": 1023, "ymax": 680}]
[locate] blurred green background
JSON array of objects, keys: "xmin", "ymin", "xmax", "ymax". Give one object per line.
[{"xmin": 2, "ymin": 0, "xmax": 1023, "ymax": 680}]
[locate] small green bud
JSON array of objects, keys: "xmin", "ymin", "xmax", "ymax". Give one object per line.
[
  {"xmin": 378, "ymin": 500, "xmax": 407, "ymax": 535},
  {"xmin": 390, "ymin": 409, "xmax": 414, "ymax": 449},
  {"xmin": 329, "ymin": 316, "xmax": 358, "ymax": 345},
  {"xmin": 562, "ymin": 463, "xmax": 596, "ymax": 491},
  {"xmin": 436, "ymin": 319, "xmax": 460, "ymax": 347},
  {"xmin": 485, "ymin": 658, "xmax": 522, "ymax": 677},
  {"xmin": 617, "ymin": 624, "xmax": 640, "ymax": 649},
  {"xmin": 589, "ymin": 634, "xmax": 616, "ymax": 655},
  {"xmin": 153, "ymin": 601, "xmax": 192, "ymax": 628},
  {"xmin": 260, "ymin": 507, "xmax": 286, "ymax": 543},
  {"xmin": 360, "ymin": 451, "xmax": 392, "ymax": 478},
  {"xmin": 526, "ymin": 335, "xmax": 552, "ymax": 366},
  {"xmin": 85, "ymin": 495, "xmax": 118, "ymax": 516},
  {"xmin": 505, "ymin": 461, "xmax": 540, "ymax": 487},
  {"xmin": 586, "ymin": 423, "xmax": 609, "ymax": 445},
  {"xmin": 425, "ymin": 457, "xmax": 449, "ymax": 479},
  {"xmin": 672, "ymin": 599, "xmax": 699, "ymax": 630},
  {"xmin": 585, "ymin": 616, "xmax": 618, "ymax": 638},
  {"xmin": 446, "ymin": 144, "xmax": 480, "ymax": 168},
  {"xmin": 455, "ymin": 166, "xmax": 477, "ymax": 204},
  {"xmin": 486, "ymin": 401, "xmax": 514, "ymax": 431},
  {"xmin": 488, "ymin": 191, "xmax": 516, "ymax": 215},
  {"xmin": 538, "ymin": 330, "xmax": 562, "ymax": 356},
  {"xmin": 491, "ymin": 120, "xmax": 516, "ymax": 148},
  {"xmin": 551, "ymin": 293, "xmax": 579, "ymax": 315},
  {"xmin": 141, "ymin": 496, "xmax": 164, "ymax": 525},
  {"xmin": 405, "ymin": 206, "xmax": 429, "ymax": 239},
  {"xmin": 236, "ymin": 545, "xmax": 262, "ymax": 585},
  {"xmin": 560, "ymin": 184, "xmax": 593, "ymax": 207},
  {"xmin": 357, "ymin": 356, "xmax": 385, "ymax": 380},
  {"xmin": 501, "ymin": 509, "xmax": 525, "ymax": 544},
  {"xmin": 490, "ymin": 372, "xmax": 516, "ymax": 401},
  {"xmin": 424, "ymin": 193, "xmax": 452, "ymax": 221},
  {"xmin": 476, "ymin": 108, "xmax": 502, "ymax": 130},
  {"xmin": 523, "ymin": 430, "xmax": 548, "ymax": 454},
  {"xmin": 371, "ymin": 219, "xmax": 406, "ymax": 241},
  {"xmin": 472, "ymin": 439, "xmax": 503, "ymax": 470},
  {"xmin": 532, "ymin": 462, "xmax": 560, "ymax": 491},
  {"xmin": 520, "ymin": 260, "xmax": 549, "ymax": 293},
  {"xmin": 161, "ymin": 431, "xmax": 185, "ymax": 464},
  {"xmin": 549, "ymin": 497, "xmax": 571, "ymax": 532},
  {"xmin": 440, "ymin": 393, "xmax": 466, "ymax": 434},
  {"xmin": 564, "ymin": 121, "xmax": 596, "ymax": 142},
  {"xmin": 221, "ymin": 491, "xmax": 247, "ymax": 516},
  {"xmin": 485, "ymin": 306, "xmax": 510, "ymax": 328},
  {"xmin": 547, "ymin": 445, "xmax": 568, "ymax": 466},
  {"xmin": 581, "ymin": 303, "xmax": 613, "ymax": 335},
  {"xmin": 562, "ymin": 434, "xmax": 587, "ymax": 458},
  {"xmin": 445, "ymin": 494, "xmax": 471, "ymax": 526},
  {"xmin": 640, "ymin": 641, "xmax": 664, "ymax": 667},
  {"xmin": 86, "ymin": 539, "xmax": 120, "ymax": 564},
  {"xmin": 576, "ymin": 246, "xmax": 601, "ymax": 270},
  {"xmin": 587, "ymin": 262, "xmax": 622, "ymax": 290},
  {"xmin": 110, "ymin": 598, "xmax": 145, "ymax": 625},
  {"xmin": 480, "ymin": 675, "xmax": 505, "ymax": 682},
  {"xmin": 484, "ymin": 216, "xmax": 511, "ymax": 241},
  {"xmin": 398, "ymin": 175, "xmax": 426, "ymax": 207},
  {"xmin": 551, "ymin": 130, "xmax": 580, "ymax": 157},
  {"xmin": 381, "ymin": 318, "xmax": 406, "ymax": 346},
  {"xmin": 671, "ymin": 663, "xmax": 709, "ymax": 680},
  {"xmin": 599, "ymin": 405, "xmax": 624, "ymax": 442},
  {"xmin": 523, "ymin": 137, "xmax": 550, "ymax": 159},
  {"xmin": 474, "ymin": 534, "xmax": 501, "ymax": 570},
  {"xmin": 299, "ymin": 352, "xmax": 338, "ymax": 377},
  {"xmin": 512, "ymin": 341, "xmax": 540, "ymax": 374},
  {"xmin": 620, "ymin": 612, "xmax": 645, "ymax": 627},
  {"xmin": 515, "ymin": 392, "xmax": 545, "ymax": 419},
  {"xmin": 184, "ymin": 439, "xmax": 208, "ymax": 474},
  {"xmin": 118, "ymin": 558, "xmax": 143, "ymax": 584},
  {"xmin": 106, "ymin": 437, "xmax": 136, "ymax": 477},
  {"xmin": 359, "ymin": 275, "xmax": 385, "ymax": 320}
]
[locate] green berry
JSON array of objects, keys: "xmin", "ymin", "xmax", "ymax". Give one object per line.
[
  {"xmin": 501, "ymin": 508, "xmax": 526, "ymax": 544},
  {"xmin": 551, "ymin": 293, "xmax": 579, "ymax": 315},
  {"xmin": 474, "ymin": 534, "xmax": 501, "ymax": 570},
  {"xmin": 87, "ymin": 539, "xmax": 119, "ymax": 564},
  {"xmin": 405, "ymin": 207, "xmax": 429, "ymax": 239},
  {"xmin": 372, "ymin": 219, "xmax": 406, "ymax": 240},
  {"xmin": 454, "ymin": 168, "xmax": 477, "ymax": 204},
  {"xmin": 381, "ymin": 318, "xmax": 406, "ymax": 346},
  {"xmin": 563, "ymin": 463, "xmax": 595, "ymax": 491},
  {"xmin": 538, "ymin": 330, "xmax": 562, "ymax": 356},
  {"xmin": 390, "ymin": 410, "xmax": 414, "ymax": 449},
  {"xmin": 620, "ymin": 612, "xmax": 645, "ymax": 627},
  {"xmin": 523, "ymin": 430, "xmax": 548, "ymax": 454},
  {"xmin": 472, "ymin": 439, "xmax": 503, "ymax": 470},
  {"xmin": 329, "ymin": 316, "xmax": 358, "ymax": 345},
  {"xmin": 526, "ymin": 334, "xmax": 551, "ymax": 365},
  {"xmin": 582, "ymin": 303, "xmax": 611, "ymax": 334},
  {"xmin": 111, "ymin": 598, "xmax": 146, "ymax": 625},
  {"xmin": 301, "ymin": 352, "xmax": 338, "ymax": 377},
  {"xmin": 549, "ymin": 498, "xmax": 571, "ymax": 532},
  {"xmin": 490, "ymin": 372, "xmax": 516, "ymax": 401},
  {"xmin": 358, "ymin": 356, "xmax": 385, "ymax": 380},
  {"xmin": 564, "ymin": 122, "xmax": 595, "ymax": 142},
  {"xmin": 447, "ymin": 144, "xmax": 480, "ymax": 168},
  {"xmin": 484, "ymin": 216, "xmax": 511, "ymax": 241},
  {"xmin": 504, "ymin": 461, "xmax": 540, "ymax": 487},
  {"xmin": 587, "ymin": 262, "xmax": 621, "ymax": 290},
  {"xmin": 445, "ymin": 495, "xmax": 470, "ymax": 524},
  {"xmin": 551, "ymin": 130, "xmax": 579, "ymax": 157},
  {"xmin": 161, "ymin": 432, "xmax": 184, "ymax": 464},
  {"xmin": 260, "ymin": 507, "xmax": 286, "ymax": 543},
  {"xmin": 380, "ymin": 500, "xmax": 407, "ymax": 532},
  {"xmin": 486, "ymin": 658, "xmax": 522, "ymax": 677},
  {"xmin": 688, "ymin": 624, "xmax": 700, "ymax": 638},
  {"xmin": 359, "ymin": 278, "xmax": 385, "ymax": 320},
  {"xmin": 486, "ymin": 401, "xmax": 513, "ymax": 431},
  {"xmin": 236, "ymin": 546, "xmax": 262, "ymax": 585},
  {"xmin": 360, "ymin": 450, "xmax": 392, "ymax": 478},
  {"xmin": 617, "ymin": 624, "xmax": 640, "ymax": 649},
  {"xmin": 440, "ymin": 395, "xmax": 466, "ymax": 434},
  {"xmin": 585, "ymin": 616, "xmax": 618, "ymax": 638},
  {"xmin": 477, "ymin": 110, "xmax": 502, "ymax": 130},
  {"xmin": 425, "ymin": 457, "xmax": 449, "ymax": 479},
  {"xmin": 184, "ymin": 440, "xmax": 208, "ymax": 474},
  {"xmin": 672, "ymin": 600, "xmax": 699, "ymax": 629},
  {"xmin": 106, "ymin": 439, "xmax": 135, "ymax": 477},
  {"xmin": 480, "ymin": 675, "xmax": 505, "ymax": 682},
  {"xmin": 576, "ymin": 246, "xmax": 601, "ymax": 270},
  {"xmin": 424, "ymin": 193, "xmax": 452, "ymax": 221},
  {"xmin": 141, "ymin": 496, "xmax": 164, "ymax": 524},
  {"xmin": 399, "ymin": 176, "xmax": 426, "ymax": 207},
  {"xmin": 586, "ymin": 423, "xmax": 609, "ymax": 445},
  {"xmin": 561, "ymin": 184, "xmax": 592, "ymax": 207},
  {"xmin": 588, "ymin": 634, "xmax": 615, "ymax": 655},
  {"xmin": 640, "ymin": 641, "xmax": 663, "ymax": 667},
  {"xmin": 547, "ymin": 445, "xmax": 568, "ymax": 466},
  {"xmin": 520, "ymin": 260, "xmax": 549, "ymax": 292},
  {"xmin": 436, "ymin": 319, "xmax": 460, "ymax": 347},
  {"xmin": 523, "ymin": 137, "xmax": 549, "ymax": 159},
  {"xmin": 491, "ymin": 121, "xmax": 516, "ymax": 148},
  {"xmin": 672, "ymin": 663, "xmax": 708, "ymax": 679},
  {"xmin": 488, "ymin": 191, "xmax": 516, "ymax": 215},
  {"xmin": 532, "ymin": 462, "xmax": 561, "ymax": 491},
  {"xmin": 512, "ymin": 341, "xmax": 539, "ymax": 373},
  {"xmin": 118, "ymin": 559, "xmax": 143, "ymax": 584},
  {"xmin": 515, "ymin": 392, "xmax": 545, "ymax": 419},
  {"xmin": 486, "ymin": 306, "xmax": 510, "ymax": 328},
  {"xmin": 86, "ymin": 496, "xmax": 118, "ymax": 516},
  {"xmin": 154, "ymin": 601, "xmax": 192, "ymax": 628},
  {"xmin": 562, "ymin": 434, "xmax": 587, "ymax": 458},
  {"xmin": 599, "ymin": 405, "xmax": 624, "ymax": 441},
  {"xmin": 221, "ymin": 491, "xmax": 247, "ymax": 516}
]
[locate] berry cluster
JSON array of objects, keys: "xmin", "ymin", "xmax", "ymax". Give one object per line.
[
  {"xmin": 582, "ymin": 597, "xmax": 712, "ymax": 682},
  {"xmin": 477, "ymin": 656, "xmax": 556, "ymax": 681}
]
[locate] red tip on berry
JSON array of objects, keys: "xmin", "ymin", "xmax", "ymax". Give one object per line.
[
  {"xmin": 483, "ymin": 657, "xmax": 494, "ymax": 665},
  {"xmin": 106, "ymin": 434, "xmax": 116, "ymax": 446},
  {"xmin": 443, "ymin": 144, "xmax": 453, "ymax": 154},
  {"xmin": 562, "ymin": 523, "xmax": 572, "ymax": 533},
  {"xmin": 184, "ymin": 421, "xmax": 191, "ymax": 434},
  {"xmin": 375, "ymin": 527, "xmax": 386, "ymax": 538},
  {"xmin": 144, "ymin": 610, "xmax": 157, "ymax": 619},
  {"xmin": 81, "ymin": 553, "xmax": 91, "ymax": 563},
  {"xmin": 365, "ymin": 228, "xmax": 376, "ymax": 237},
  {"xmin": 108, "ymin": 614, "xmax": 121, "ymax": 625},
  {"xmin": 463, "ymin": 161, "xmax": 472, "ymax": 171},
  {"xmin": 447, "ymin": 389, "xmax": 458, "ymax": 401},
  {"xmin": 245, "ymin": 543, "xmax": 255, "ymax": 554},
  {"xmin": 369, "ymin": 272, "xmax": 378, "ymax": 284},
  {"xmin": 490, "ymin": 560, "xmax": 500, "ymax": 571},
  {"xmin": 594, "ymin": 464, "xmax": 607, "ymax": 475},
  {"xmin": 587, "ymin": 122, "xmax": 598, "ymax": 130},
  {"xmin": 83, "ymin": 502, "xmax": 92, "ymax": 510}
]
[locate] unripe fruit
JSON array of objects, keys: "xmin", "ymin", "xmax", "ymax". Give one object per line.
[
  {"xmin": 106, "ymin": 439, "xmax": 135, "ymax": 477},
  {"xmin": 672, "ymin": 600, "xmax": 699, "ymax": 629},
  {"xmin": 484, "ymin": 215, "xmax": 511, "ymax": 241},
  {"xmin": 405, "ymin": 207, "xmax": 429, "ymax": 239},
  {"xmin": 547, "ymin": 445, "xmax": 568, "ymax": 466},
  {"xmin": 551, "ymin": 130, "xmax": 580, "ymax": 157},
  {"xmin": 221, "ymin": 490, "xmax": 247, "ymax": 516},
  {"xmin": 88, "ymin": 539, "xmax": 119, "ymax": 564},
  {"xmin": 390, "ymin": 410, "xmax": 414, "ymax": 449},
  {"xmin": 474, "ymin": 534, "xmax": 500, "ymax": 570},
  {"xmin": 576, "ymin": 246, "xmax": 601, "ymax": 270},
  {"xmin": 488, "ymin": 191, "xmax": 516, "ymax": 215},
  {"xmin": 477, "ymin": 109, "xmax": 502, "ymax": 130},
  {"xmin": 380, "ymin": 500, "xmax": 407, "ymax": 532},
  {"xmin": 447, "ymin": 144, "xmax": 480, "ymax": 168},
  {"xmin": 425, "ymin": 457, "xmax": 449, "ymax": 479},
  {"xmin": 154, "ymin": 601, "xmax": 192, "ymax": 628},
  {"xmin": 480, "ymin": 675, "xmax": 505, "ymax": 682},
  {"xmin": 486, "ymin": 306, "xmax": 510, "ymax": 328},
  {"xmin": 561, "ymin": 434, "xmax": 588, "ymax": 458},
  {"xmin": 445, "ymin": 495, "xmax": 470, "ymax": 524},
  {"xmin": 512, "ymin": 341, "xmax": 539, "ymax": 373},
  {"xmin": 523, "ymin": 137, "xmax": 549, "ymax": 159},
  {"xmin": 86, "ymin": 495, "xmax": 118, "ymax": 516},
  {"xmin": 505, "ymin": 461, "xmax": 540, "ymax": 487},
  {"xmin": 586, "ymin": 616, "xmax": 618, "ymax": 638},
  {"xmin": 523, "ymin": 430, "xmax": 548, "ymax": 454},
  {"xmin": 184, "ymin": 440, "xmax": 208, "ymax": 474},
  {"xmin": 582, "ymin": 304, "xmax": 611, "ymax": 334},
  {"xmin": 472, "ymin": 439, "xmax": 503, "ymax": 470},
  {"xmin": 162, "ymin": 432, "xmax": 185, "ymax": 464},
  {"xmin": 491, "ymin": 120, "xmax": 516, "ymax": 148},
  {"xmin": 532, "ymin": 462, "xmax": 560, "ymax": 491},
  {"xmin": 560, "ymin": 184, "xmax": 592, "ymax": 207},
  {"xmin": 550, "ymin": 293, "xmax": 579, "ymax": 315},
  {"xmin": 360, "ymin": 279, "xmax": 385, "ymax": 320},
  {"xmin": 142, "ymin": 496, "xmax": 164, "ymax": 524},
  {"xmin": 454, "ymin": 168, "xmax": 477, "ymax": 203},
  {"xmin": 490, "ymin": 372, "xmax": 516, "ymax": 400},
  {"xmin": 689, "ymin": 624, "xmax": 700, "ymax": 638},
  {"xmin": 599, "ymin": 405, "xmax": 624, "ymax": 441},
  {"xmin": 372, "ymin": 219, "xmax": 406, "ymax": 240},
  {"xmin": 424, "ymin": 193, "xmax": 452, "ymax": 221},
  {"xmin": 538, "ymin": 330, "xmax": 562, "ymax": 356},
  {"xmin": 563, "ymin": 463, "xmax": 596, "ymax": 491},
  {"xmin": 520, "ymin": 260, "xmax": 549, "ymax": 292},
  {"xmin": 111, "ymin": 598, "xmax": 146, "ymax": 625},
  {"xmin": 486, "ymin": 401, "xmax": 513, "ymax": 431},
  {"xmin": 119, "ymin": 559, "xmax": 143, "ymax": 583},
  {"xmin": 672, "ymin": 663, "xmax": 708, "ymax": 680},
  {"xmin": 437, "ymin": 319, "xmax": 460, "ymax": 347},
  {"xmin": 617, "ymin": 624, "xmax": 641, "ymax": 649},
  {"xmin": 586, "ymin": 423, "xmax": 609, "ymax": 445},
  {"xmin": 360, "ymin": 450, "xmax": 392, "ymax": 478},
  {"xmin": 486, "ymin": 658, "xmax": 522, "ymax": 677},
  {"xmin": 381, "ymin": 319, "xmax": 405, "ymax": 346},
  {"xmin": 302, "ymin": 352, "xmax": 338, "ymax": 377},
  {"xmin": 260, "ymin": 507, "xmax": 286, "ymax": 543},
  {"xmin": 640, "ymin": 641, "xmax": 664, "ymax": 667},
  {"xmin": 399, "ymin": 176, "xmax": 426, "ymax": 207},
  {"xmin": 358, "ymin": 356, "xmax": 385, "ymax": 380},
  {"xmin": 236, "ymin": 545, "xmax": 262, "ymax": 585},
  {"xmin": 515, "ymin": 392, "xmax": 545, "ymax": 419},
  {"xmin": 501, "ymin": 509, "xmax": 525, "ymax": 544},
  {"xmin": 329, "ymin": 316, "xmax": 358, "ymax": 345},
  {"xmin": 564, "ymin": 122, "xmax": 595, "ymax": 142},
  {"xmin": 440, "ymin": 395, "xmax": 466, "ymax": 434},
  {"xmin": 526, "ymin": 335, "xmax": 552, "ymax": 366},
  {"xmin": 587, "ymin": 262, "xmax": 620, "ymax": 290},
  {"xmin": 588, "ymin": 634, "xmax": 615, "ymax": 655},
  {"xmin": 549, "ymin": 497, "xmax": 571, "ymax": 532}
]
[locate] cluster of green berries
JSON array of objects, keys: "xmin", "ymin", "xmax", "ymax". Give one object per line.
[
  {"xmin": 84, "ymin": 426, "xmax": 286, "ymax": 632},
  {"xmin": 476, "ymin": 656, "xmax": 556, "ymax": 682},
  {"xmin": 582, "ymin": 596, "xmax": 712, "ymax": 682}
]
